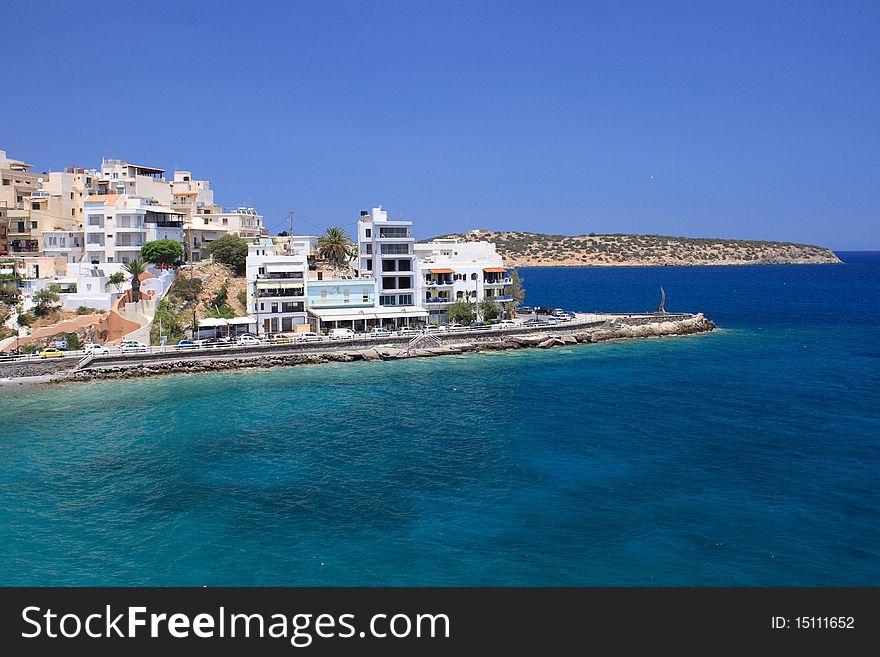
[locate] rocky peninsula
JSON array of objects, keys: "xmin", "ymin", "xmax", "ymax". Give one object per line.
[{"xmin": 427, "ymin": 231, "xmax": 842, "ymax": 267}]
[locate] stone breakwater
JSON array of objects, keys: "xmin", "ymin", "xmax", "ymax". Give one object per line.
[{"xmin": 57, "ymin": 314, "xmax": 716, "ymax": 383}]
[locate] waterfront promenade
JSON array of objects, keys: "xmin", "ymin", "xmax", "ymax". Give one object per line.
[{"xmin": 0, "ymin": 312, "xmax": 714, "ymax": 385}]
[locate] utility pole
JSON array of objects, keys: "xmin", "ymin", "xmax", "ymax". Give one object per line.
[{"xmin": 288, "ymin": 210, "xmax": 294, "ymax": 238}]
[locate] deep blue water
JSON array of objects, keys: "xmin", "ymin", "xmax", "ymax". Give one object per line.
[{"xmin": 1, "ymin": 253, "xmax": 878, "ymax": 586}]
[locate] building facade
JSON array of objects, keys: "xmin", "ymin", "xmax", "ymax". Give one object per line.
[
  {"xmin": 245, "ymin": 239, "xmax": 308, "ymax": 334},
  {"xmin": 414, "ymin": 239, "xmax": 510, "ymax": 324},
  {"xmin": 83, "ymin": 195, "xmax": 185, "ymax": 264}
]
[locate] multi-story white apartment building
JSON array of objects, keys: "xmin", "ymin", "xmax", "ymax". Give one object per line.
[
  {"xmin": 414, "ymin": 238, "xmax": 510, "ymax": 324},
  {"xmin": 356, "ymin": 206, "xmax": 425, "ymax": 312},
  {"xmin": 83, "ymin": 195, "xmax": 185, "ymax": 264},
  {"xmin": 245, "ymin": 238, "xmax": 308, "ymax": 334}
]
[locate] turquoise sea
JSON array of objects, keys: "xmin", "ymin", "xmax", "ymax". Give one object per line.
[{"xmin": 1, "ymin": 253, "xmax": 878, "ymax": 585}]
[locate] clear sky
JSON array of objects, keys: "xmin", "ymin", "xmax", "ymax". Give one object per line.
[{"xmin": 2, "ymin": 1, "xmax": 877, "ymax": 249}]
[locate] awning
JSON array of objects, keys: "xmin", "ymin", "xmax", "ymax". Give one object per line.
[
  {"xmin": 429, "ymin": 268, "xmax": 454, "ymax": 274},
  {"xmin": 196, "ymin": 317, "xmax": 228, "ymax": 327},
  {"xmin": 256, "ymin": 280, "xmax": 304, "ymax": 291},
  {"xmin": 308, "ymin": 306, "xmax": 428, "ymax": 322},
  {"xmin": 483, "ymin": 267, "xmax": 506, "ymax": 273},
  {"xmin": 227, "ymin": 316, "xmax": 257, "ymax": 325}
]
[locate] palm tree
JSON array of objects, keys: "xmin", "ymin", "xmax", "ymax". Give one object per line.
[
  {"xmin": 124, "ymin": 259, "xmax": 148, "ymax": 303},
  {"xmin": 317, "ymin": 227, "xmax": 354, "ymax": 274}
]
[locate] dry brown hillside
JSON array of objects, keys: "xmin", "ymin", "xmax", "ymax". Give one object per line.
[{"xmin": 425, "ymin": 231, "xmax": 842, "ymax": 266}]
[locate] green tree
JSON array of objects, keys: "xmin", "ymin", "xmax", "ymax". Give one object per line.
[
  {"xmin": 33, "ymin": 284, "xmax": 61, "ymax": 317},
  {"xmin": 123, "ymin": 259, "xmax": 148, "ymax": 303},
  {"xmin": 141, "ymin": 239, "xmax": 183, "ymax": 268},
  {"xmin": 317, "ymin": 227, "xmax": 354, "ymax": 273},
  {"xmin": 446, "ymin": 300, "xmax": 475, "ymax": 325},
  {"xmin": 64, "ymin": 332, "xmax": 81, "ymax": 351},
  {"xmin": 16, "ymin": 306, "xmax": 34, "ymax": 327},
  {"xmin": 212, "ymin": 285, "xmax": 228, "ymax": 308},
  {"xmin": 169, "ymin": 276, "xmax": 203, "ymax": 303},
  {"xmin": 504, "ymin": 269, "xmax": 526, "ymax": 317},
  {"xmin": 150, "ymin": 300, "xmax": 183, "ymax": 345},
  {"xmin": 479, "ymin": 299, "xmax": 499, "ymax": 321},
  {"xmin": 76, "ymin": 306, "xmax": 98, "ymax": 315},
  {"xmin": 107, "ymin": 271, "xmax": 126, "ymax": 293},
  {"xmin": 236, "ymin": 288, "xmax": 247, "ymax": 310},
  {"xmin": 208, "ymin": 234, "xmax": 248, "ymax": 274},
  {"xmin": 0, "ymin": 275, "xmax": 20, "ymax": 304}
]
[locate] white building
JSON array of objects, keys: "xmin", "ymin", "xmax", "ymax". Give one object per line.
[
  {"xmin": 245, "ymin": 238, "xmax": 308, "ymax": 334},
  {"xmin": 83, "ymin": 194, "xmax": 185, "ymax": 264},
  {"xmin": 355, "ymin": 206, "xmax": 427, "ymax": 324},
  {"xmin": 414, "ymin": 238, "xmax": 510, "ymax": 324}
]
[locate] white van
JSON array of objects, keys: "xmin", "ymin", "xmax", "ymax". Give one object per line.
[{"xmin": 328, "ymin": 328, "xmax": 356, "ymax": 340}]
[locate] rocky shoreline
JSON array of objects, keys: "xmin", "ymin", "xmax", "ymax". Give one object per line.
[{"xmin": 54, "ymin": 314, "xmax": 716, "ymax": 384}]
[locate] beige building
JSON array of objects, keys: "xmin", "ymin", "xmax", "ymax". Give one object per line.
[{"xmin": 171, "ymin": 169, "xmax": 264, "ymax": 261}]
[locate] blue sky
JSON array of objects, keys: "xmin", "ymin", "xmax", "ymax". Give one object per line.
[{"xmin": 2, "ymin": 1, "xmax": 877, "ymax": 249}]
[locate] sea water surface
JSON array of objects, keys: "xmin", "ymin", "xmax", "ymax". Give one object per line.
[{"xmin": 1, "ymin": 253, "xmax": 878, "ymax": 585}]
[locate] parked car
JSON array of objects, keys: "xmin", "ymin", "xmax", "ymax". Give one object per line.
[
  {"xmin": 534, "ymin": 306, "xmax": 554, "ymax": 316},
  {"xmin": 368, "ymin": 327, "xmax": 392, "ymax": 338},
  {"xmin": 203, "ymin": 337, "xmax": 234, "ymax": 349},
  {"xmin": 174, "ymin": 340, "xmax": 199, "ymax": 350},
  {"xmin": 39, "ymin": 347, "xmax": 66, "ymax": 359},
  {"xmin": 236, "ymin": 334, "xmax": 262, "ymax": 346},
  {"xmin": 524, "ymin": 318, "xmax": 548, "ymax": 326},
  {"xmin": 446, "ymin": 323, "xmax": 467, "ymax": 332},
  {"xmin": 470, "ymin": 322, "xmax": 492, "ymax": 330},
  {"xmin": 267, "ymin": 333, "xmax": 291, "ymax": 344},
  {"xmin": 544, "ymin": 317, "xmax": 559, "ymax": 325},
  {"xmin": 83, "ymin": 343, "xmax": 110, "ymax": 356},
  {"xmin": 518, "ymin": 306, "xmax": 533, "ymax": 315},
  {"xmin": 397, "ymin": 327, "xmax": 420, "ymax": 336},
  {"xmin": 497, "ymin": 320, "xmax": 521, "ymax": 329},
  {"xmin": 0, "ymin": 351, "xmax": 16, "ymax": 361},
  {"xmin": 328, "ymin": 328, "xmax": 356, "ymax": 340},
  {"xmin": 423, "ymin": 325, "xmax": 442, "ymax": 334},
  {"xmin": 120, "ymin": 341, "xmax": 148, "ymax": 353},
  {"xmin": 552, "ymin": 308, "xmax": 568, "ymax": 316},
  {"xmin": 296, "ymin": 332, "xmax": 323, "ymax": 342}
]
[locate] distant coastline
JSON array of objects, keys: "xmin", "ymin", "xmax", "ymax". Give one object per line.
[{"xmin": 425, "ymin": 231, "xmax": 842, "ymax": 267}]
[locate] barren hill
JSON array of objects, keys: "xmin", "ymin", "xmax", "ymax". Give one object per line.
[{"xmin": 425, "ymin": 231, "xmax": 842, "ymax": 267}]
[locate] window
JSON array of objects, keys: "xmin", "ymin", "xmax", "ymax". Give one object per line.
[
  {"xmin": 32, "ymin": 203, "xmax": 40, "ymax": 210},
  {"xmin": 258, "ymin": 267, "xmax": 266, "ymax": 276},
  {"xmin": 379, "ymin": 226, "xmax": 409, "ymax": 238},
  {"xmin": 398, "ymin": 294, "xmax": 412, "ymax": 305},
  {"xmin": 321, "ymin": 289, "xmax": 327, "ymax": 303},
  {"xmin": 379, "ymin": 295, "xmax": 396, "ymax": 306},
  {"xmin": 1, "ymin": 179, "xmax": 9, "ymax": 186},
  {"xmin": 364, "ymin": 244, "xmax": 372, "ymax": 255},
  {"xmin": 271, "ymin": 302, "xmax": 278, "ymax": 313},
  {"xmin": 397, "ymin": 276, "xmax": 412, "ymax": 289},
  {"xmin": 71, "ymin": 209, "xmax": 75, "ymax": 217},
  {"xmin": 397, "ymin": 259, "xmax": 411, "ymax": 271},
  {"xmin": 70, "ymin": 192, "xmax": 74, "ymax": 200},
  {"xmin": 222, "ymin": 218, "xmax": 228, "ymax": 225},
  {"xmin": 365, "ymin": 260, "xmax": 372, "ymax": 271},
  {"xmin": 260, "ymin": 303, "xmax": 265, "ymax": 311},
  {"xmin": 471, "ymin": 273, "xmax": 478, "ymax": 280},
  {"xmin": 31, "ymin": 221, "xmax": 38, "ymax": 229},
  {"xmin": 382, "ymin": 277, "xmax": 396, "ymax": 290},
  {"xmin": 343, "ymin": 288, "xmax": 350, "ymax": 303},
  {"xmin": 380, "ymin": 244, "xmax": 409, "ymax": 255},
  {"xmin": 382, "ymin": 260, "xmax": 396, "ymax": 272},
  {"xmin": 365, "ymin": 228, "xmax": 371, "ymax": 238},
  {"xmin": 362, "ymin": 288, "xmax": 370, "ymax": 303}
]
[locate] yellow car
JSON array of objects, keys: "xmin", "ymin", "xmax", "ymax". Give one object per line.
[{"xmin": 39, "ymin": 348, "xmax": 65, "ymax": 359}]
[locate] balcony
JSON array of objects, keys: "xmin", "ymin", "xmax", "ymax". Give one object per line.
[
  {"xmin": 424, "ymin": 279, "xmax": 453, "ymax": 287},
  {"xmin": 8, "ymin": 240, "xmax": 39, "ymax": 253},
  {"xmin": 85, "ymin": 242, "xmax": 106, "ymax": 250},
  {"xmin": 257, "ymin": 288, "xmax": 305, "ymax": 299},
  {"xmin": 425, "ymin": 297, "xmax": 453, "ymax": 305},
  {"xmin": 489, "ymin": 295, "xmax": 514, "ymax": 302},
  {"xmin": 483, "ymin": 278, "xmax": 511, "ymax": 287}
]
